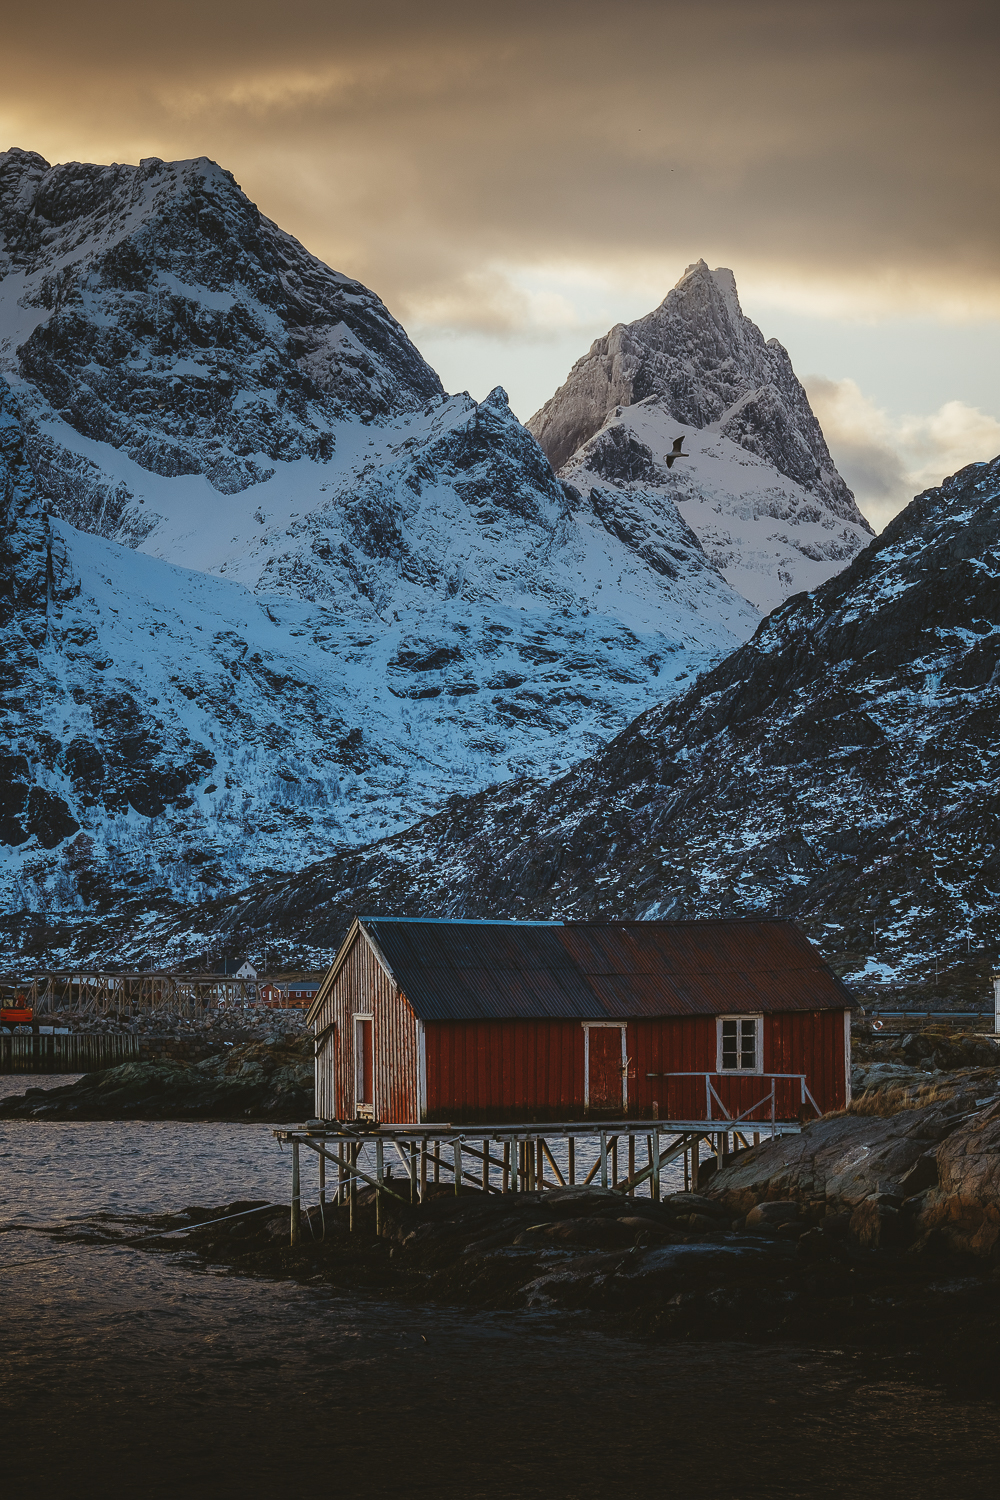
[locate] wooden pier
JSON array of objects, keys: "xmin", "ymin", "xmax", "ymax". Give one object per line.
[{"xmin": 274, "ymin": 1117, "xmax": 802, "ymax": 1244}]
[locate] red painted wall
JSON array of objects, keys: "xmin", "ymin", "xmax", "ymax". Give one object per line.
[{"xmin": 423, "ymin": 1010, "xmax": 848, "ymax": 1123}]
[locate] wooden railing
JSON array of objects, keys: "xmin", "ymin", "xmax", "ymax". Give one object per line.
[{"xmin": 647, "ymin": 1072, "xmax": 822, "ymax": 1124}]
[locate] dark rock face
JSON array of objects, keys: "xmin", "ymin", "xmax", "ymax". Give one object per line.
[
  {"xmin": 132, "ymin": 452, "xmax": 1000, "ymax": 988},
  {"xmin": 528, "ymin": 260, "xmax": 863, "ymax": 528}
]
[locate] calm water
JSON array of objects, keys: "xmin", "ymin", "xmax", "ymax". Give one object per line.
[{"xmin": 2, "ymin": 1076, "xmax": 999, "ymax": 1499}]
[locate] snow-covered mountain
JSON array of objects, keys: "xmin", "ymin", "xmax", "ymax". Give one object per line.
[
  {"xmin": 529, "ymin": 261, "xmax": 874, "ymax": 612},
  {"xmin": 144, "ymin": 453, "xmax": 1000, "ymax": 996},
  {"xmin": 1, "ymin": 153, "xmax": 767, "ymax": 953}
]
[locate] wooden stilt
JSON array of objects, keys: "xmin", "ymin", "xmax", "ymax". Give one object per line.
[
  {"xmin": 652, "ymin": 1127, "xmax": 660, "ymax": 1202},
  {"xmin": 611, "ymin": 1136, "xmax": 618, "ymax": 1189},
  {"xmin": 375, "ymin": 1137, "xmax": 384, "ymax": 1234},
  {"xmin": 568, "ymin": 1137, "xmax": 575, "ymax": 1185},
  {"xmin": 536, "ymin": 1138, "xmax": 543, "ymax": 1191},
  {"xmin": 338, "ymin": 1143, "xmax": 346, "ymax": 1206},
  {"xmin": 503, "ymin": 1139, "xmax": 510, "ymax": 1193},
  {"xmin": 434, "ymin": 1146, "xmax": 440, "ymax": 1184},
  {"xmin": 690, "ymin": 1136, "xmax": 699, "ymax": 1191},
  {"xmin": 420, "ymin": 1138, "xmax": 428, "ymax": 1203},
  {"xmin": 291, "ymin": 1140, "xmax": 301, "ymax": 1246},
  {"xmin": 628, "ymin": 1135, "xmax": 635, "ymax": 1197},
  {"xmin": 408, "ymin": 1140, "xmax": 417, "ymax": 1205},
  {"xmin": 319, "ymin": 1150, "xmax": 326, "ymax": 1210},
  {"xmin": 600, "ymin": 1132, "xmax": 608, "ymax": 1189},
  {"xmin": 453, "ymin": 1139, "xmax": 462, "ymax": 1196},
  {"xmin": 349, "ymin": 1142, "xmax": 357, "ymax": 1231},
  {"xmin": 482, "ymin": 1140, "xmax": 489, "ymax": 1194}
]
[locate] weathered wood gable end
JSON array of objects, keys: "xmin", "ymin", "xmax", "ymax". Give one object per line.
[{"xmin": 310, "ymin": 920, "xmax": 422, "ymax": 1125}]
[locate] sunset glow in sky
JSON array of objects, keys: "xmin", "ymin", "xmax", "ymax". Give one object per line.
[{"xmin": 4, "ymin": 0, "xmax": 998, "ymax": 529}]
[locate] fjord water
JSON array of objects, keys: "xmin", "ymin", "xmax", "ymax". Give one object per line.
[{"xmin": 2, "ymin": 1077, "xmax": 999, "ymax": 1500}]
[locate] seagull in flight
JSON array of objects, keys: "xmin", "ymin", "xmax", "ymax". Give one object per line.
[{"xmin": 664, "ymin": 437, "xmax": 689, "ymax": 469}]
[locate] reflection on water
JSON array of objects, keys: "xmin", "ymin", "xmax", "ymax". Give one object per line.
[{"xmin": 2, "ymin": 1091, "xmax": 999, "ymax": 1498}]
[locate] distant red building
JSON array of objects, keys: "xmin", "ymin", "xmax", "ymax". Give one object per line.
[{"xmin": 306, "ymin": 918, "xmax": 854, "ymax": 1125}]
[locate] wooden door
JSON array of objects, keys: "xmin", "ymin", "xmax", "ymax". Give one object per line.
[
  {"xmin": 587, "ymin": 1025, "xmax": 625, "ymax": 1113},
  {"xmin": 354, "ymin": 1016, "xmax": 374, "ymax": 1110}
]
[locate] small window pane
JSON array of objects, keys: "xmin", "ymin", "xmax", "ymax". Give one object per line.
[
  {"xmin": 721, "ymin": 1018, "xmax": 738, "ymax": 1069},
  {"xmin": 740, "ymin": 1019, "xmax": 756, "ymax": 1069}
]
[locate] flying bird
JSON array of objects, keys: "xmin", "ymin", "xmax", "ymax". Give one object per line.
[{"xmin": 664, "ymin": 436, "xmax": 689, "ymax": 468}]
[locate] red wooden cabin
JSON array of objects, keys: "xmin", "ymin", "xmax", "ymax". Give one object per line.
[{"xmin": 306, "ymin": 918, "xmax": 855, "ymax": 1125}]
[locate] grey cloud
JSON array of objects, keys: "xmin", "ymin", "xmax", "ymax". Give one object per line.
[{"xmin": 2, "ymin": 1, "xmax": 998, "ymax": 328}]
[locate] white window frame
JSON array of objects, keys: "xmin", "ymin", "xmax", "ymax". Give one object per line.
[
  {"xmin": 581, "ymin": 1021, "xmax": 628, "ymax": 1110},
  {"xmin": 354, "ymin": 1012, "xmax": 374, "ymax": 1106},
  {"xmin": 716, "ymin": 1014, "xmax": 763, "ymax": 1075}
]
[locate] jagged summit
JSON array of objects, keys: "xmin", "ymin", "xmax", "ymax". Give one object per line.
[
  {"xmin": 528, "ymin": 260, "xmax": 874, "ymax": 612},
  {"xmin": 529, "ymin": 259, "xmax": 853, "ymax": 511}
]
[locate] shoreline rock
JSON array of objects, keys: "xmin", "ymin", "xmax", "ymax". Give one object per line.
[
  {"xmin": 73, "ymin": 1182, "xmax": 1000, "ymax": 1368},
  {"xmin": 0, "ymin": 1037, "xmax": 312, "ymax": 1121}
]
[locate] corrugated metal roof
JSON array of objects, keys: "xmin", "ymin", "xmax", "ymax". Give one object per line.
[{"xmin": 359, "ymin": 918, "xmax": 853, "ymax": 1022}]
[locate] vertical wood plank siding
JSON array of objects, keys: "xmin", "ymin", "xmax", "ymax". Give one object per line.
[
  {"xmin": 423, "ymin": 1012, "xmax": 846, "ymax": 1124},
  {"xmin": 313, "ymin": 934, "xmax": 419, "ymax": 1122},
  {"xmin": 425, "ymin": 1021, "xmax": 587, "ymax": 1123}
]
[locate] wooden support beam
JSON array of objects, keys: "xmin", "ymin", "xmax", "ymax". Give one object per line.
[
  {"xmin": 628, "ymin": 1135, "xmax": 635, "ymax": 1197},
  {"xmin": 453, "ymin": 1139, "xmax": 462, "ymax": 1197},
  {"xmin": 568, "ymin": 1138, "xmax": 575, "ymax": 1186},
  {"xmin": 540, "ymin": 1139, "xmax": 565, "ymax": 1188},
  {"xmin": 290, "ymin": 1140, "xmax": 301, "ymax": 1246},
  {"xmin": 299, "ymin": 1138, "xmax": 408, "ymax": 1204}
]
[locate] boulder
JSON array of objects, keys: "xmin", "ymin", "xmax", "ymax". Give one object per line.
[{"xmin": 745, "ymin": 1200, "xmax": 800, "ymax": 1229}]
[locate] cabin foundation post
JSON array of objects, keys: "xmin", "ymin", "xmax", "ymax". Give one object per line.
[
  {"xmin": 502, "ymin": 1140, "xmax": 510, "ymax": 1192},
  {"xmin": 482, "ymin": 1141, "xmax": 489, "ymax": 1194},
  {"xmin": 408, "ymin": 1141, "xmax": 417, "ymax": 1205},
  {"xmin": 536, "ymin": 1138, "xmax": 543, "ymax": 1190},
  {"xmin": 419, "ymin": 1138, "xmax": 428, "ymax": 1203},
  {"xmin": 652, "ymin": 1129, "xmax": 660, "ymax": 1201},
  {"xmin": 600, "ymin": 1132, "xmax": 608, "ymax": 1189},
  {"xmin": 290, "ymin": 1140, "xmax": 301, "ymax": 1246},
  {"xmin": 375, "ymin": 1138, "xmax": 384, "ymax": 1235},
  {"xmin": 628, "ymin": 1135, "xmax": 635, "ymax": 1196},
  {"xmin": 453, "ymin": 1140, "xmax": 462, "ymax": 1196},
  {"xmin": 349, "ymin": 1143, "xmax": 357, "ymax": 1231},
  {"xmin": 337, "ymin": 1144, "xmax": 345, "ymax": 1206},
  {"xmin": 568, "ymin": 1137, "xmax": 575, "ymax": 1185},
  {"xmin": 318, "ymin": 1150, "xmax": 326, "ymax": 1211},
  {"xmin": 611, "ymin": 1136, "xmax": 618, "ymax": 1189},
  {"xmin": 690, "ymin": 1136, "xmax": 699, "ymax": 1191}
]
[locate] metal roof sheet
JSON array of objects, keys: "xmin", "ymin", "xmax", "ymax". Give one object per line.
[{"xmin": 359, "ymin": 918, "xmax": 853, "ymax": 1022}]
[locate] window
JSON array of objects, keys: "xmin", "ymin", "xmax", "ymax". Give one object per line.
[{"xmin": 717, "ymin": 1015, "xmax": 761, "ymax": 1073}]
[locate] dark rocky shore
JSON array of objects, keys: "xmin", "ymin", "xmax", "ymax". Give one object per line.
[
  {"xmin": 103, "ymin": 1172, "xmax": 1000, "ymax": 1375},
  {"xmin": 0, "ymin": 1037, "xmax": 312, "ymax": 1121}
]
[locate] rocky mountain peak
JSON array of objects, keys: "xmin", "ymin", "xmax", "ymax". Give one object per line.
[{"xmin": 527, "ymin": 260, "xmax": 866, "ymax": 531}]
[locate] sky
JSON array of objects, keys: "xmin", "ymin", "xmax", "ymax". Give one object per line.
[{"xmin": 2, "ymin": 0, "xmax": 998, "ymax": 531}]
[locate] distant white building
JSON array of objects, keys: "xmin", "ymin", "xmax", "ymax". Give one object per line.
[{"xmin": 236, "ymin": 962, "xmax": 257, "ymax": 980}]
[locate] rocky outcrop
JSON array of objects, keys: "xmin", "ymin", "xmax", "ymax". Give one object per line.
[
  {"xmin": 0, "ymin": 1036, "xmax": 312, "ymax": 1120},
  {"xmin": 707, "ymin": 1070, "xmax": 1000, "ymax": 1259}
]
